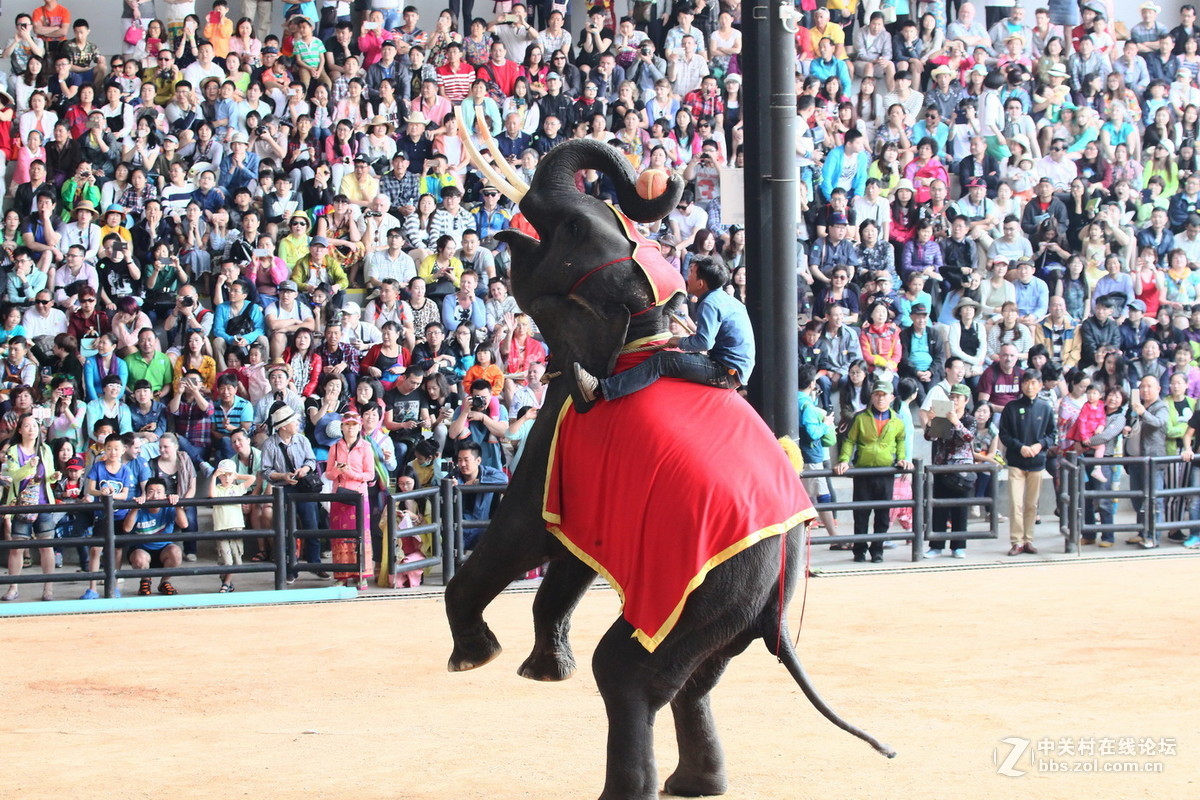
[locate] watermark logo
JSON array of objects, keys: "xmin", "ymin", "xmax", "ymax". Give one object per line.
[
  {"xmin": 995, "ymin": 736, "xmax": 1177, "ymax": 777},
  {"xmin": 993, "ymin": 737, "xmax": 1031, "ymax": 777}
]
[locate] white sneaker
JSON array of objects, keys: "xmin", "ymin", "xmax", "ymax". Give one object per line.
[
  {"xmin": 951, "ymin": 549, "xmax": 966, "ymax": 559},
  {"xmin": 923, "ymin": 549, "xmax": 942, "ymax": 559}
]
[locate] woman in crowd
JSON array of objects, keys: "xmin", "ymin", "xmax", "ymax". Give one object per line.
[
  {"xmin": 1, "ymin": 413, "xmax": 59, "ymax": 602},
  {"xmin": 325, "ymin": 412, "xmax": 375, "ymax": 589}
]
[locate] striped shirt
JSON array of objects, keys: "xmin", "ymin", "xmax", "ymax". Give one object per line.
[{"xmin": 436, "ymin": 63, "xmax": 476, "ymax": 103}]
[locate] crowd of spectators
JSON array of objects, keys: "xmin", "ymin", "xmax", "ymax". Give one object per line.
[
  {"xmin": 0, "ymin": 0, "xmax": 751, "ymax": 601},
  {"xmin": 795, "ymin": 0, "xmax": 1200, "ymax": 562},
  {"xmin": 3, "ymin": 0, "xmax": 1200, "ymax": 599}
]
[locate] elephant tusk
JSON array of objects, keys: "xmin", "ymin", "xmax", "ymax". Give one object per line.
[
  {"xmin": 454, "ymin": 106, "xmax": 526, "ymax": 205},
  {"xmin": 471, "ymin": 110, "xmax": 531, "ymax": 196}
]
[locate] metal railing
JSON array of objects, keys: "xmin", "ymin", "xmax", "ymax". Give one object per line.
[
  {"xmin": 0, "ymin": 483, "xmax": 454, "ymax": 595},
  {"xmin": 1076, "ymin": 453, "xmax": 1199, "ymax": 546},
  {"xmin": 799, "ymin": 460, "xmax": 1002, "ymax": 561}
]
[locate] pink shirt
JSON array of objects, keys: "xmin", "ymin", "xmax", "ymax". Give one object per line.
[{"xmin": 326, "ymin": 436, "xmax": 375, "ymax": 494}]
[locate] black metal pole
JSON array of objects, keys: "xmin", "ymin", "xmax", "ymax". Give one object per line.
[
  {"xmin": 743, "ymin": 0, "xmax": 775, "ymax": 431},
  {"xmin": 440, "ymin": 478, "xmax": 456, "ymax": 583},
  {"xmin": 101, "ymin": 494, "xmax": 116, "ymax": 598},
  {"xmin": 768, "ymin": 0, "xmax": 799, "ymax": 438},
  {"xmin": 273, "ymin": 487, "xmax": 287, "ymax": 590},
  {"xmin": 910, "ymin": 461, "xmax": 924, "ymax": 563},
  {"xmin": 744, "ymin": 0, "xmax": 799, "ymax": 437}
]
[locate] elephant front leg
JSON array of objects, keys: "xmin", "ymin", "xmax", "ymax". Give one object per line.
[
  {"xmin": 445, "ymin": 521, "xmax": 553, "ymax": 672},
  {"xmin": 518, "ymin": 556, "xmax": 597, "ymax": 681}
]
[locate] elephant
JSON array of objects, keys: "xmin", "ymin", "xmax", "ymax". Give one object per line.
[{"xmin": 443, "ymin": 136, "xmax": 894, "ymax": 799}]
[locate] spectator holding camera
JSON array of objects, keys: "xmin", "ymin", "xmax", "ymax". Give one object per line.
[{"xmin": 449, "ymin": 377, "xmax": 509, "ymax": 473}]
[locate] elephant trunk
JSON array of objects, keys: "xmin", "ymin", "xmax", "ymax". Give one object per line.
[{"xmin": 521, "ymin": 140, "xmax": 684, "ymax": 231}]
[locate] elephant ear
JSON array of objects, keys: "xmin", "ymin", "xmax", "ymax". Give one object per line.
[{"xmin": 527, "ymin": 294, "xmax": 630, "ymax": 405}]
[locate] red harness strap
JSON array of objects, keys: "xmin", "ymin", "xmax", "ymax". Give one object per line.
[{"xmin": 569, "ymin": 255, "xmax": 662, "ymax": 317}]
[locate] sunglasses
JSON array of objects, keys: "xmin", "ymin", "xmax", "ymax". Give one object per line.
[
  {"xmin": 80, "ymin": 298, "xmax": 95, "ymax": 303},
  {"xmin": 35, "ymin": 299, "xmax": 50, "ymax": 305},
  {"xmin": 291, "ymin": 221, "xmax": 308, "ymax": 227},
  {"xmin": 482, "ymin": 190, "xmax": 499, "ymax": 196}
]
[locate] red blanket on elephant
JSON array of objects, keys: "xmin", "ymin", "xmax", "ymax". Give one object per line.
[{"xmin": 543, "ymin": 350, "xmax": 815, "ymax": 652}]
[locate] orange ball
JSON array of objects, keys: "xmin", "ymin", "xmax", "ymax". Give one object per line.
[{"xmin": 636, "ymin": 168, "xmax": 670, "ymax": 200}]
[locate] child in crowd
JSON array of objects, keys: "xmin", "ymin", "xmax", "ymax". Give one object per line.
[
  {"xmin": 1068, "ymin": 383, "xmax": 1109, "ymax": 481},
  {"xmin": 463, "ymin": 343, "xmax": 504, "ymax": 394},
  {"xmin": 1009, "ymin": 156, "xmax": 1037, "ymax": 202},
  {"xmin": 82, "ymin": 434, "xmax": 140, "ymax": 599},
  {"xmin": 210, "ymin": 459, "xmax": 256, "ymax": 593},
  {"xmin": 54, "ymin": 456, "xmax": 90, "ymax": 571},
  {"xmin": 124, "ymin": 477, "xmax": 182, "ymax": 596}
]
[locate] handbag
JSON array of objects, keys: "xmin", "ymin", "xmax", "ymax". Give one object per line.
[
  {"xmin": 280, "ymin": 442, "xmax": 323, "ymax": 494},
  {"xmin": 945, "ymin": 470, "xmax": 977, "ymax": 494},
  {"xmin": 225, "ymin": 302, "xmax": 257, "ymax": 338},
  {"xmin": 124, "ymin": 19, "xmax": 145, "ymax": 46},
  {"xmin": 15, "ymin": 479, "xmax": 41, "ymax": 522}
]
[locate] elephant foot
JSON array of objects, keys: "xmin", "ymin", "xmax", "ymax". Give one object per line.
[
  {"xmin": 448, "ymin": 624, "xmax": 503, "ymax": 672},
  {"xmin": 663, "ymin": 769, "xmax": 728, "ymax": 797},
  {"xmin": 517, "ymin": 646, "xmax": 577, "ymax": 682}
]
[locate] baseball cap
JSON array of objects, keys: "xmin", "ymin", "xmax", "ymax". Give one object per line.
[
  {"xmin": 965, "ymin": 176, "xmax": 986, "ymax": 188},
  {"xmin": 829, "ymin": 213, "xmax": 849, "ymax": 225},
  {"xmin": 909, "ymin": 303, "xmax": 929, "ymax": 316},
  {"xmin": 66, "ymin": 456, "xmax": 85, "ymax": 470},
  {"xmin": 262, "ymin": 45, "xmax": 280, "ymax": 54},
  {"xmin": 872, "ymin": 380, "xmax": 893, "ymax": 395},
  {"xmin": 310, "ymin": 235, "xmax": 329, "ymax": 247},
  {"xmin": 1129, "ymin": 299, "xmax": 1147, "ymax": 312},
  {"xmin": 278, "ymin": 280, "xmax": 298, "ymax": 292},
  {"xmin": 950, "ymin": 384, "xmax": 971, "ymax": 398}
]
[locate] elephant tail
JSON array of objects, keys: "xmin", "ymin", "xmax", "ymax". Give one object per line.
[{"xmin": 764, "ymin": 627, "xmax": 897, "ymax": 759}]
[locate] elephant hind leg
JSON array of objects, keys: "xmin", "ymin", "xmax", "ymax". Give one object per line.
[
  {"xmin": 663, "ymin": 634, "xmax": 755, "ymax": 798},
  {"xmin": 593, "ymin": 620, "xmax": 681, "ymax": 800},
  {"xmin": 518, "ymin": 556, "xmax": 597, "ymax": 682}
]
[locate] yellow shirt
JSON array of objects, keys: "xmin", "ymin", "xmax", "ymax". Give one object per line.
[
  {"xmin": 339, "ymin": 173, "xmax": 381, "ymax": 206},
  {"xmin": 417, "ymin": 254, "xmax": 463, "ymax": 288},
  {"xmin": 276, "ymin": 234, "xmax": 311, "ymax": 269},
  {"xmin": 203, "ymin": 18, "xmax": 234, "ymax": 59},
  {"xmin": 809, "ymin": 23, "xmax": 847, "ymax": 58}
]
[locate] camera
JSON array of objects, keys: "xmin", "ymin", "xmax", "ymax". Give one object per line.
[
  {"xmin": 181, "ymin": 296, "xmax": 195, "ymax": 307},
  {"xmin": 363, "ymin": 210, "xmax": 382, "ymax": 218},
  {"xmin": 470, "ymin": 395, "xmax": 488, "ymax": 412},
  {"xmin": 256, "ymin": 126, "xmax": 268, "ymax": 135},
  {"xmin": 640, "ymin": 44, "xmax": 652, "ymax": 54},
  {"xmin": 439, "ymin": 457, "xmax": 455, "ymax": 475}
]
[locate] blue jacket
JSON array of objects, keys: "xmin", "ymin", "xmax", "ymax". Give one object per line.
[
  {"xmin": 820, "ymin": 145, "xmax": 869, "ymax": 200},
  {"xmin": 218, "ymin": 152, "xmax": 261, "ymax": 193},
  {"xmin": 83, "ymin": 356, "xmax": 130, "ymax": 402},
  {"xmin": 677, "ymin": 287, "xmax": 755, "ymax": 385},
  {"xmin": 796, "ymin": 391, "xmax": 833, "ymax": 466},
  {"xmin": 212, "ymin": 300, "xmax": 266, "ymax": 345}
]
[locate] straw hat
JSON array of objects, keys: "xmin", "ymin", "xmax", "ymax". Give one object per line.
[{"xmin": 366, "ymin": 114, "xmax": 395, "ymax": 134}]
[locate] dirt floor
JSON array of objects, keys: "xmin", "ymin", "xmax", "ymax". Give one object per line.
[{"xmin": 4, "ymin": 558, "xmax": 1198, "ymax": 800}]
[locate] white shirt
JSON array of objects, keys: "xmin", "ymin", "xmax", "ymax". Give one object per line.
[
  {"xmin": 183, "ymin": 62, "xmax": 226, "ymax": 88},
  {"xmin": 21, "ymin": 305, "xmax": 68, "ymax": 338}
]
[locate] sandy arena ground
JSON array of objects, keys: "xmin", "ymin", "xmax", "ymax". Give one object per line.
[{"xmin": 4, "ymin": 558, "xmax": 1198, "ymax": 800}]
